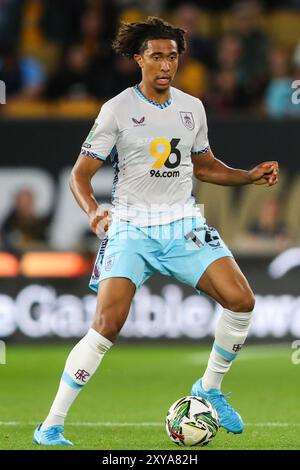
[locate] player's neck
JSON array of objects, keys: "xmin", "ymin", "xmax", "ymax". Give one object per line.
[{"xmin": 137, "ymin": 82, "xmax": 170, "ymax": 104}]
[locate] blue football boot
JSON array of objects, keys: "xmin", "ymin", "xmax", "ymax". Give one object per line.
[
  {"xmin": 191, "ymin": 378, "xmax": 244, "ymax": 434},
  {"xmin": 33, "ymin": 423, "xmax": 73, "ymax": 446}
]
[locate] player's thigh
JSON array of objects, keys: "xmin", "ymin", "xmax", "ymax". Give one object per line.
[
  {"xmin": 196, "ymin": 257, "xmax": 255, "ymax": 312},
  {"xmin": 92, "ymin": 277, "xmax": 136, "ymax": 341}
]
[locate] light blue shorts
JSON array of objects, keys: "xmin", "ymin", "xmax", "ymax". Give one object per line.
[{"xmin": 89, "ymin": 217, "xmax": 233, "ymax": 293}]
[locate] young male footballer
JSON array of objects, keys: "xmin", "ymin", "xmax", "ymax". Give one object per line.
[{"xmin": 33, "ymin": 17, "xmax": 278, "ymax": 445}]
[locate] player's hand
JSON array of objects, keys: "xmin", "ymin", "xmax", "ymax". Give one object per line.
[
  {"xmin": 89, "ymin": 206, "xmax": 112, "ymax": 238},
  {"xmin": 248, "ymin": 161, "xmax": 279, "ymax": 186}
]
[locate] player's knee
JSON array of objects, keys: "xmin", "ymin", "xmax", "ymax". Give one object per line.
[
  {"xmin": 224, "ymin": 290, "xmax": 255, "ymax": 313},
  {"xmin": 92, "ymin": 317, "xmax": 121, "ymax": 342},
  {"xmin": 92, "ymin": 307, "xmax": 124, "ymax": 342}
]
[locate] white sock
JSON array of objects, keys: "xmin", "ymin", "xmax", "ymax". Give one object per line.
[
  {"xmin": 202, "ymin": 308, "xmax": 253, "ymax": 391},
  {"xmin": 41, "ymin": 328, "xmax": 112, "ymax": 430}
]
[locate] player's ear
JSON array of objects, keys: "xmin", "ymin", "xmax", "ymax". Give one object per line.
[{"xmin": 134, "ymin": 54, "xmax": 143, "ymax": 69}]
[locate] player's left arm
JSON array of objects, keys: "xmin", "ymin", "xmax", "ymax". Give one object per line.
[{"xmin": 192, "ymin": 148, "xmax": 279, "ymax": 187}]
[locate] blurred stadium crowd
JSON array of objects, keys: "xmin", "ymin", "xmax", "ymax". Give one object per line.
[
  {"xmin": 0, "ymin": 0, "xmax": 300, "ymax": 117},
  {"xmin": 0, "ymin": 0, "xmax": 300, "ymax": 260}
]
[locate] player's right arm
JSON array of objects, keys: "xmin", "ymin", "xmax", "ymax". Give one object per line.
[
  {"xmin": 70, "ymin": 103, "xmax": 118, "ymax": 235},
  {"xmin": 70, "ymin": 154, "xmax": 110, "ymax": 234}
]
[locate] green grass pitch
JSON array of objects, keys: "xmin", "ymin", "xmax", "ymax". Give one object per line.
[{"xmin": 0, "ymin": 342, "xmax": 299, "ymax": 450}]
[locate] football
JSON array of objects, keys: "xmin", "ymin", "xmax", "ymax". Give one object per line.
[{"xmin": 165, "ymin": 396, "xmax": 219, "ymax": 447}]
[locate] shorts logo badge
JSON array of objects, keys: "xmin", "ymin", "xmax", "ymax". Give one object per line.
[
  {"xmin": 180, "ymin": 112, "xmax": 194, "ymax": 130},
  {"xmin": 105, "ymin": 255, "xmax": 115, "ymax": 271}
]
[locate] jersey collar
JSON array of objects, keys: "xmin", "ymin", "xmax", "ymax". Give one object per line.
[{"xmin": 133, "ymin": 84, "xmax": 172, "ymax": 109}]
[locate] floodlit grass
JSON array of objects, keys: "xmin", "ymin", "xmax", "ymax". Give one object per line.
[{"xmin": 0, "ymin": 343, "xmax": 299, "ymax": 450}]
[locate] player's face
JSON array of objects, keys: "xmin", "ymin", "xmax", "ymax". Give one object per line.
[{"xmin": 135, "ymin": 39, "xmax": 179, "ymax": 92}]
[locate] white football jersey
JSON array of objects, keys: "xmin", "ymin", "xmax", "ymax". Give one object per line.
[{"xmin": 81, "ymin": 85, "xmax": 210, "ymax": 226}]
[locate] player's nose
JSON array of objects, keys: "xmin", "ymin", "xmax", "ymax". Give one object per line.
[{"xmin": 160, "ymin": 59, "xmax": 170, "ymax": 72}]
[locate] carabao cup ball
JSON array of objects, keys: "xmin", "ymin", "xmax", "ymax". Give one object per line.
[{"xmin": 165, "ymin": 396, "xmax": 219, "ymax": 446}]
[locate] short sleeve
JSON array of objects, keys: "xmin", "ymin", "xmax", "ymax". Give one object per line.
[
  {"xmin": 191, "ymin": 100, "xmax": 210, "ymax": 155},
  {"xmin": 81, "ymin": 104, "xmax": 118, "ymax": 161}
]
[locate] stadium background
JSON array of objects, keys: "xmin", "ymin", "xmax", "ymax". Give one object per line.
[
  {"xmin": 0, "ymin": 0, "xmax": 300, "ymax": 451},
  {"xmin": 1, "ymin": 0, "xmax": 300, "ymax": 342}
]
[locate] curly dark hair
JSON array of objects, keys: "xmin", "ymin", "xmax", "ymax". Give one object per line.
[{"xmin": 112, "ymin": 16, "xmax": 186, "ymax": 58}]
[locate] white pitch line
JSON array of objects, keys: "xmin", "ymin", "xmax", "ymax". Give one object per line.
[
  {"xmin": 0, "ymin": 421, "xmax": 299, "ymax": 427},
  {"xmin": 0, "ymin": 422, "xmax": 161, "ymax": 427},
  {"xmin": 245, "ymin": 423, "xmax": 300, "ymax": 427},
  {"xmin": 187, "ymin": 346, "xmax": 289, "ymax": 365},
  {"xmin": 186, "ymin": 350, "xmax": 287, "ymax": 366}
]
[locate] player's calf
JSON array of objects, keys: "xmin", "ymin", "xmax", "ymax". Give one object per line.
[
  {"xmin": 92, "ymin": 277, "xmax": 136, "ymax": 342},
  {"xmin": 33, "ymin": 277, "xmax": 135, "ymax": 445},
  {"xmin": 192, "ymin": 305, "xmax": 253, "ymax": 434},
  {"xmin": 35, "ymin": 328, "xmax": 113, "ymax": 441}
]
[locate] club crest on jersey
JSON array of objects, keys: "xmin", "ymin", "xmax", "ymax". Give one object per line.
[
  {"xmin": 180, "ymin": 112, "xmax": 194, "ymax": 130},
  {"xmin": 132, "ymin": 116, "xmax": 146, "ymax": 126}
]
